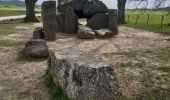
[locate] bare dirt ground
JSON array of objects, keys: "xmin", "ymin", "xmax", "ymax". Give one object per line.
[{"xmin": 0, "ymin": 22, "xmax": 170, "ymax": 100}]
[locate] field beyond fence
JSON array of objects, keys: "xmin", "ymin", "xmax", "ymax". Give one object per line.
[{"xmin": 125, "ymin": 11, "xmax": 170, "ymax": 35}]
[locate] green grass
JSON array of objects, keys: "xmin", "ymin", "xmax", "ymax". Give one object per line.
[
  {"xmin": 44, "ymin": 70, "xmax": 69, "ymax": 100},
  {"xmin": 125, "ymin": 11, "xmax": 170, "ymax": 35},
  {"xmin": 0, "ymin": 5, "xmax": 41, "ymax": 17},
  {"xmin": 0, "ymin": 23, "xmax": 17, "ymax": 34},
  {"xmin": 102, "ymin": 47, "xmax": 170, "ymax": 99},
  {"xmin": 0, "ymin": 40, "xmax": 22, "ymax": 47},
  {"xmin": 17, "ymin": 90, "xmax": 31, "ymax": 99},
  {"xmin": 17, "ymin": 48, "xmax": 48, "ymax": 62}
]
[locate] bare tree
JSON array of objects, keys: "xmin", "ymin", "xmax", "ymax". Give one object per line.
[
  {"xmin": 129, "ymin": 0, "xmax": 169, "ymax": 9},
  {"xmin": 118, "ymin": 0, "xmax": 127, "ymax": 24},
  {"xmin": 24, "ymin": 0, "xmax": 38, "ymax": 22}
]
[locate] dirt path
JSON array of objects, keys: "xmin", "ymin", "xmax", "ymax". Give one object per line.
[
  {"xmin": 0, "ymin": 23, "xmax": 170, "ymax": 99},
  {"xmin": 0, "ymin": 14, "xmax": 41, "ymax": 22}
]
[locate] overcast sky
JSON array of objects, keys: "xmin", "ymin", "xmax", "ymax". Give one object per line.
[
  {"xmin": 20, "ymin": 0, "xmax": 170, "ymax": 9},
  {"xmin": 35, "ymin": 0, "xmax": 118, "ymax": 9}
]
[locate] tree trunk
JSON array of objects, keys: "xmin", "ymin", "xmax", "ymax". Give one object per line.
[
  {"xmin": 118, "ymin": 0, "xmax": 127, "ymax": 24},
  {"xmin": 58, "ymin": 0, "xmax": 62, "ymax": 4},
  {"xmin": 24, "ymin": 0, "xmax": 38, "ymax": 22}
]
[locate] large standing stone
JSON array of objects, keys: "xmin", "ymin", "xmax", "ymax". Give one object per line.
[
  {"xmin": 56, "ymin": 13, "xmax": 65, "ymax": 32},
  {"xmin": 83, "ymin": 0, "xmax": 108, "ymax": 18},
  {"xmin": 41, "ymin": 1, "xmax": 56, "ymax": 41},
  {"xmin": 64, "ymin": 6, "xmax": 78, "ymax": 34},
  {"xmin": 77, "ymin": 25, "xmax": 95, "ymax": 39},
  {"xmin": 108, "ymin": 9, "xmax": 118, "ymax": 35},
  {"xmin": 25, "ymin": 39, "xmax": 49, "ymax": 58},
  {"xmin": 33, "ymin": 27, "xmax": 44, "ymax": 39},
  {"xmin": 86, "ymin": 13, "xmax": 109, "ymax": 30},
  {"xmin": 48, "ymin": 48, "xmax": 119, "ymax": 100},
  {"xmin": 95, "ymin": 29, "xmax": 113, "ymax": 38}
]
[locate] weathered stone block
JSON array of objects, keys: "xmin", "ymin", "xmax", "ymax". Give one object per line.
[
  {"xmin": 95, "ymin": 29, "xmax": 113, "ymax": 38},
  {"xmin": 64, "ymin": 6, "xmax": 78, "ymax": 34},
  {"xmin": 25, "ymin": 39, "xmax": 49, "ymax": 58},
  {"xmin": 108, "ymin": 9, "xmax": 118, "ymax": 35},
  {"xmin": 77, "ymin": 25, "xmax": 95, "ymax": 39},
  {"xmin": 83, "ymin": 0, "xmax": 108, "ymax": 18},
  {"xmin": 57, "ymin": 0, "xmax": 108, "ymax": 18},
  {"xmin": 48, "ymin": 48, "xmax": 119, "ymax": 100},
  {"xmin": 41, "ymin": 1, "xmax": 56, "ymax": 40},
  {"xmin": 33, "ymin": 27, "xmax": 44, "ymax": 39},
  {"xmin": 86, "ymin": 13, "xmax": 109, "ymax": 30},
  {"xmin": 56, "ymin": 13, "xmax": 65, "ymax": 32}
]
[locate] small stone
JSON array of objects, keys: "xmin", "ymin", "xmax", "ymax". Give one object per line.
[
  {"xmin": 77, "ymin": 25, "xmax": 95, "ymax": 39},
  {"xmin": 33, "ymin": 27, "xmax": 44, "ymax": 39},
  {"xmin": 25, "ymin": 39, "xmax": 49, "ymax": 58},
  {"xmin": 95, "ymin": 29, "xmax": 113, "ymax": 38}
]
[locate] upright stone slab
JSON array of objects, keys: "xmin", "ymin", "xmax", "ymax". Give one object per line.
[
  {"xmin": 56, "ymin": 13, "xmax": 65, "ymax": 32},
  {"xmin": 64, "ymin": 6, "xmax": 78, "ymax": 34},
  {"xmin": 48, "ymin": 48, "xmax": 119, "ymax": 100},
  {"xmin": 108, "ymin": 9, "xmax": 118, "ymax": 35},
  {"xmin": 33, "ymin": 27, "xmax": 44, "ymax": 39},
  {"xmin": 41, "ymin": 1, "xmax": 56, "ymax": 41},
  {"xmin": 86, "ymin": 13, "xmax": 109, "ymax": 30}
]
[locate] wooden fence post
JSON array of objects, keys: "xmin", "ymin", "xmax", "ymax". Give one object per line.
[
  {"xmin": 147, "ymin": 14, "xmax": 150, "ymax": 26},
  {"xmin": 161, "ymin": 15, "xmax": 164, "ymax": 28},
  {"xmin": 135, "ymin": 14, "xmax": 139, "ymax": 24}
]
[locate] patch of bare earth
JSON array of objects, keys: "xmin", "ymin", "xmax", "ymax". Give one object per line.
[{"xmin": 0, "ymin": 22, "xmax": 170, "ymax": 99}]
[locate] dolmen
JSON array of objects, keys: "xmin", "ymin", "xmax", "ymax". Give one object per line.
[{"xmin": 33, "ymin": 0, "xmax": 118, "ymax": 41}]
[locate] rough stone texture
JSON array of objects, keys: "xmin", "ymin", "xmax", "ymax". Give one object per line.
[
  {"xmin": 77, "ymin": 25, "xmax": 95, "ymax": 39},
  {"xmin": 57, "ymin": 0, "xmax": 87, "ymax": 17},
  {"xmin": 64, "ymin": 6, "xmax": 78, "ymax": 34},
  {"xmin": 83, "ymin": 0, "xmax": 108, "ymax": 18},
  {"xmin": 33, "ymin": 27, "xmax": 44, "ymax": 39},
  {"xmin": 25, "ymin": 39, "xmax": 49, "ymax": 58},
  {"xmin": 56, "ymin": 13, "xmax": 65, "ymax": 32},
  {"xmin": 48, "ymin": 48, "xmax": 119, "ymax": 100},
  {"xmin": 95, "ymin": 29, "xmax": 113, "ymax": 38},
  {"xmin": 57, "ymin": 0, "xmax": 108, "ymax": 18},
  {"xmin": 108, "ymin": 9, "xmax": 118, "ymax": 35},
  {"xmin": 86, "ymin": 13, "xmax": 109, "ymax": 30},
  {"xmin": 41, "ymin": 1, "xmax": 56, "ymax": 40}
]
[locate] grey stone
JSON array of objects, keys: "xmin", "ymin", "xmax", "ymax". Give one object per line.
[
  {"xmin": 77, "ymin": 25, "xmax": 95, "ymax": 39},
  {"xmin": 108, "ymin": 9, "xmax": 118, "ymax": 35},
  {"xmin": 41, "ymin": 1, "xmax": 56, "ymax": 41},
  {"xmin": 25, "ymin": 39, "xmax": 49, "ymax": 58},
  {"xmin": 33, "ymin": 27, "xmax": 44, "ymax": 39},
  {"xmin": 56, "ymin": 13, "xmax": 65, "ymax": 32},
  {"xmin": 86, "ymin": 13, "xmax": 109, "ymax": 30},
  {"xmin": 64, "ymin": 6, "xmax": 78, "ymax": 34},
  {"xmin": 83, "ymin": 0, "xmax": 108, "ymax": 18},
  {"xmin": 95, "ymin": 29, "xmax": 113, "ymax": 38},
  {"xmin": 48, "ymin": 48, "xmax": 119, "ymax": 100},
  {"xmin": 57, "ymin": 0, "xmax": 108, "ymax": 18}
]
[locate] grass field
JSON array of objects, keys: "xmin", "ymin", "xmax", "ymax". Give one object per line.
[
  {"xmin": 125, "ymin": 11, "xmax": 170, "ymax": 35},
  {"xmin": 0, "ymin": 5, "xmax": 41, "ymax": 17}
]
